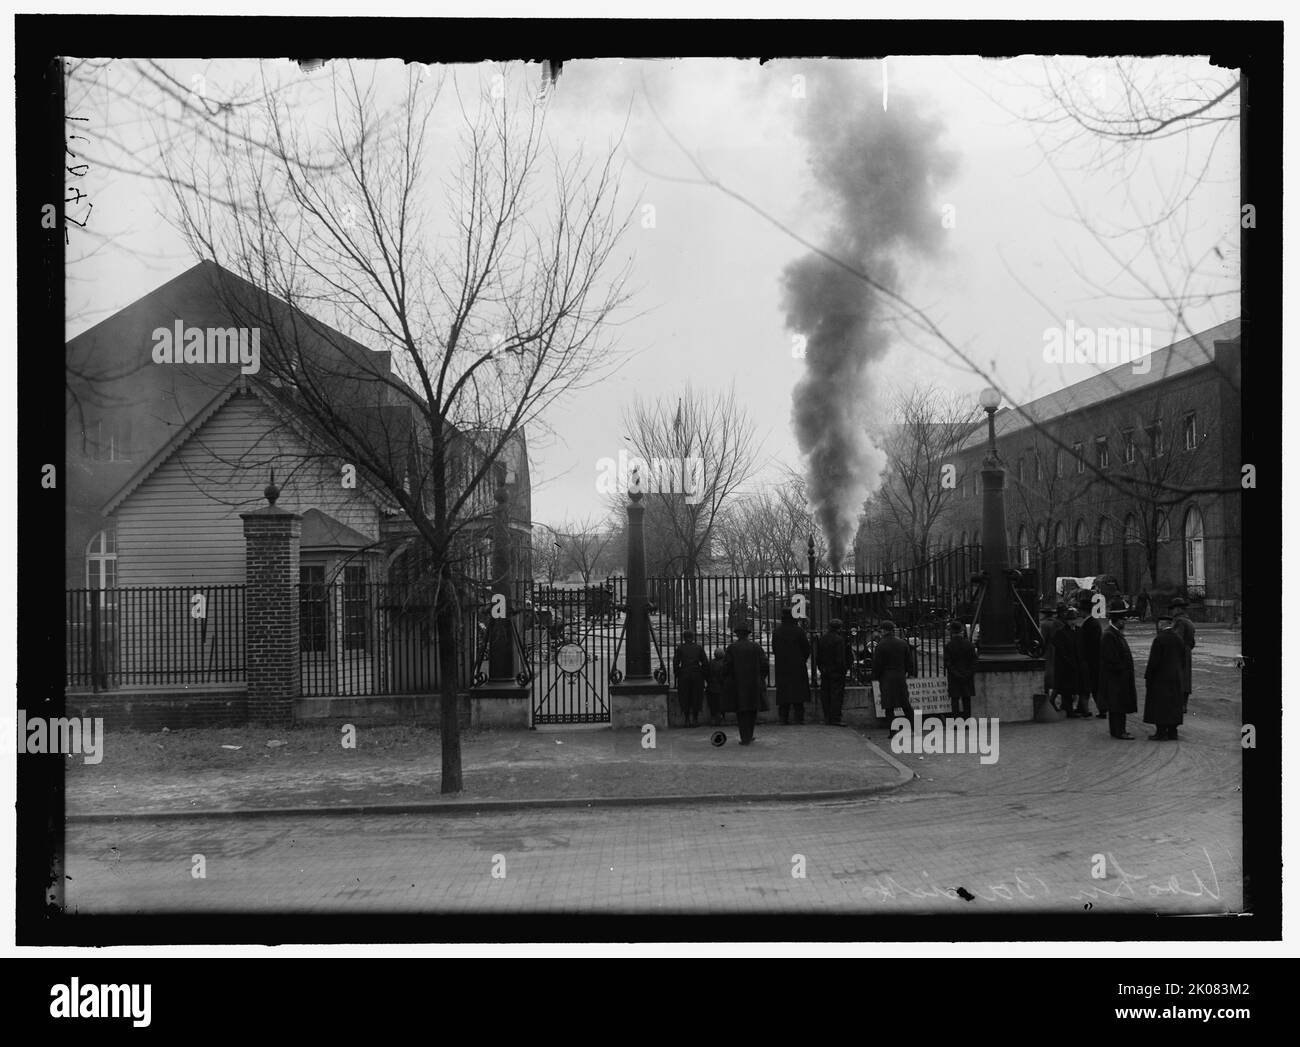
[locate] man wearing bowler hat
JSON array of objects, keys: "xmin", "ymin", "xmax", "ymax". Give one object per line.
[
  {"xmin": 1097, "ymin": 600, "xmax": 1138, "ymax": 739},
  {"xmin": 873, "ymin": 620, "xmax": 916, "ymax": 731},
  {"xmin": 722, "ymin": 620, "xmax": 769, "ymax": 746},
  {"xmin": 1169, "ymin": 597, "xmax": 1196, "ymax": 714},
  {"xmin": 817, "ymin": 619, "xmax": 848, "ymax": 726}
]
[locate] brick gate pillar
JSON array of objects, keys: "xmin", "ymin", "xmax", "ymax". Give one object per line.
[{"xmin": 241, "ymin": 479, "xmax": 302, "ymax": 727}]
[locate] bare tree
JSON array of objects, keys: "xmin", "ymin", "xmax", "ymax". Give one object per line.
[
  {"xmin": 620, "ymin": 384, "xmax": 759, "ymax": 582},
  {"xmin": 163, "ymin": 63, "xmax": 633, "ymax": 793},
  {"xmin": 859, "ymin": 386, "xmax": 982, "ymax": 569},
  {"xmin": 557, "ymin": 514, "xmax": 619, "ymax": 584},
  {"xmin": 532, "ymin": 527, "xmax": 564, "ymax": 585},
  {"xmin": 714, "ymin": 468, "xmax": 825, "ymax": 577}
]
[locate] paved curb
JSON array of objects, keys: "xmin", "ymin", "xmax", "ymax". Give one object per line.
[{"xmin": 66, "ymin": 740, "xmax": 916, "ymax": 823}]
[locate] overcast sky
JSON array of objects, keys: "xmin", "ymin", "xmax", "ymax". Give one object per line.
[{"xmin": 68, "ymin": 55, "xmax": 1239, "ymax": 531}]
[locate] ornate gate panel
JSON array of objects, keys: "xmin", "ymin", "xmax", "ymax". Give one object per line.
[{"xmin": 526, "ymin": 580, "xmax": 622, "ymax": 724}]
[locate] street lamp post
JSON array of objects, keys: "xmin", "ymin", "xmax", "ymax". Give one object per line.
[{"xmin": 977, "ymin": 388, "xmax": 1020, "ymax": 659}]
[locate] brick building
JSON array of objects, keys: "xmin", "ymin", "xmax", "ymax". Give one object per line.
[{"xmin": 856, "ymin": 319, "xmax": 1242, "ymax": 622}]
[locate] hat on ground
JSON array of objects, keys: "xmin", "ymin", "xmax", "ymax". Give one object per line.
[{"xmin": 1171, "ymin": 597, "xmax": 1188, "ymax": 608}]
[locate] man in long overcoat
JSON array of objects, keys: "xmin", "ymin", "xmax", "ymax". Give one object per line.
[
  {"xmin": 1169, "ymin": 597, "xmax": 1196, "ymax": 714},
  {"xmin": 873, "ymin": 620, "xmax": 916, "ymax": 730},
  {"xmin": 1055, "ymin": 608, "xmax": 1090, "ymax": 717},
  {"xmin": 672, "ymin": 629, "xmax": 709, "ymax": 727},
  {"xmin": 817, "ymin": 618, "xmax": 848, "ymax": 726},
  {"xmin": 1097, "ymin": 602, "xmax": 1138, "ymax": 739},
  {"xmin": 1143, "ymin": 615, "xmax": 1186, "ymax": 740},
  {"xmin": 771, "ymin": 606, "xmax": 812, "ymax": 725},
  {"xmin": 722, "ymin": 621, "xmax": 769, "ymax": 745},
  {"xmin": 1082, "ymin": 608, "xmax": 1104, "ymax": 718},
  {"xmin": 943, "ymin": 619, "xmax": 977, "ymax": 717}
]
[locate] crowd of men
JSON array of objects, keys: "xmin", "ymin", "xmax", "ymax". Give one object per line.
[
  {"xmin": 672, "ymin": 592, "xmax": 1197, "ymax": 745},
  {"xmin": 1040, "ymin": 593, "xmax": 1197, "ymax": 740},
  {"xmin": 673, "ymin": 607, "xmax": 940, "ymax": 745}
]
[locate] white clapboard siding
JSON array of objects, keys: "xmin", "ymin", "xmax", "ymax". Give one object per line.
[{"xmin": 115, "ymin": 391, "xmax": 382, "ymax": 587}]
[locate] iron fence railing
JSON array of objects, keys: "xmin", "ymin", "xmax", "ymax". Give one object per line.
[
  {"xmin": 297, "ymin": 581, "xmax": 479, "ymax": 697},
  {"xmin": 66, "ymin": 585, "xmax": 245, "ymax": 690}
]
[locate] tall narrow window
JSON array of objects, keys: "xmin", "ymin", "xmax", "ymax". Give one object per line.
[
  {"xmin": 1184, "ymin": 506, "xmax": 1205, "ymax": 594},
  {"xmin": 342, "ymin": 565, "xmax": 368, "ymax": 650},
  {"xmin": 1156, "ymin": 510, "xmax": 1171, "ymax": 542},
  {"xmin": 300, "ymin": 566, "xmax": 328, "ymax": 653},
  {"xmin": 1122, "ymin": 429, "xmax": 1135, "ymax": 464},
  {"xmin": 1096, "ymin": 437, "xmax": 1109, "ymax": 469},
  {"xmin": 1183, "ymin": 413, "xmax": 1198, "ymax": 450},
  {"xmin": 85, "ymin": 529, "xmax": 117, "ymax": 589},
  {"xmin": 1073, "ymin": 442, "xmax": 1084, "ymax": 474},
  {"xmin": 1149, "ymin": 420, "xmax": 1165, "ymax": 457}
]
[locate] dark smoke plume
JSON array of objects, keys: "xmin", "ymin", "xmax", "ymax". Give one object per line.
[{"xmin": 783, "ymin": 63, "xmax": 957, "ymax": 568}]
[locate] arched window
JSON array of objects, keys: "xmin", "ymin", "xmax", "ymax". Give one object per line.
[
  {"xmin": 1073, "ymin": 520, "xmax": 1090, "ymax": 575},
  {"xmin": 1184, "ymin": 505, "xmax": 1205, "ymax": 594},
  {"xmin": 1017, "ymin": 525, "xmax": 1030, "ymax": 569},
  {"xmin": 86, "ymin": 529, "xmax": 117, "ymax": 589},
  {"xmin": 1123, "ymin": 514, "xmax": 1141, "ymax": 543},
  {"xmin": 1156, "ymin": 509, "xmax": 1171, "ymax": 542},
  {"xmin": 1096, "ymin": 517, "xmax": 1114, "ymax": 575}
]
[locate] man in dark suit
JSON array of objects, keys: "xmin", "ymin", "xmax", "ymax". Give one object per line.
[
  {"xmin": 1097, "ymin": 602, "xmax": 1138, "ymax": 739},
  {"xmin": 673, "ymin": 629, "xmax": 709, "ymax": 727},
  {"xmin": 1055, "ymin": 608, "xmax": 1090, "ymax": 717},
  {"xmin": 873, "ymin": 620, "xmax": 916, "ymax": 730},
  {"xmin": 943, "ymin": 619, "xmax": 977, "ymax": 717},
  {"xmin": 771, "ymin": 606, "xmax": 812, "ymax": 725},
  {"xmin": 817, "ymin": 618, "xmax": 848, "ymax": 726},
  {"xmin": 1144, "ymin": 615, "xmax": 1186, "ymax": 740},
  {"xmin": 722, "ymin": 621, "xmax": 770, "ymax": 746},
  {"xmin": 1169, "ymin": 596, "xmax": 1196, "ymax": 715}
]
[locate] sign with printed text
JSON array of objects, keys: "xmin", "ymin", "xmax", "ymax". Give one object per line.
[{"xmin": 873, "ymin": 675, "xmax": 950, "ymax": 718}]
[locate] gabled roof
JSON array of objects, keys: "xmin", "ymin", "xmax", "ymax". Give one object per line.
[
  {"xmin": 957, "ymin": 318, "xmax": 1241, "ymax": 452},
  {"xmin": 102, "ymin": 377, "xmax": 400, "ymax": 517}
]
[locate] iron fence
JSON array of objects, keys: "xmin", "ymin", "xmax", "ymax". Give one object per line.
[
  {"xmin": 66, "ymin": 585, "xmax": 245, "ymax": 690},
  {"xmin": 637, "ymin": 546, "xmax": 988, "ymax": 686},
  {"xmin": 297, "ymin": 580, "xmax": 479, "ymax": 697}
]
